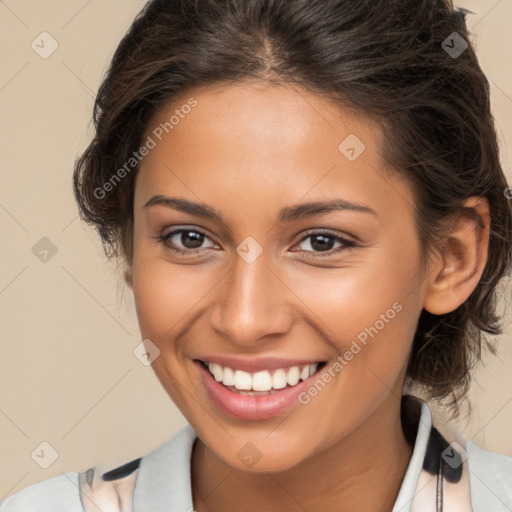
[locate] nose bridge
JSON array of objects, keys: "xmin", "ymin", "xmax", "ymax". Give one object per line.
[{"xmin": 209, "ymin": 248, "xmax": 292, "ymax": 345}]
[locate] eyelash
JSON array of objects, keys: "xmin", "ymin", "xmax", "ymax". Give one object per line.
[{"xmin": 155, "ymin": 227, "xmax": 356, "ymax": 258}]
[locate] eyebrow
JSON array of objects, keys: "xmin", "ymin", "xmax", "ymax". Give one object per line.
[{"xmin": 143, "ymin": 195, "xmax": 377, "ymax": 222}]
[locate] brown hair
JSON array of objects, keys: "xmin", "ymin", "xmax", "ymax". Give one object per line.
[{"xmin": 73, "ymin": 0, "xmax": 512, "ymax": 407}]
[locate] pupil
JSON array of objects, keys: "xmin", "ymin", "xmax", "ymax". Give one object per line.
[
  {"xmin": 311, "ymin": 234, "xmax": 333, "ymax": 252},
  {"xmin": 182, "ymin": 231, "xmax": 203, "ymax": 249}
]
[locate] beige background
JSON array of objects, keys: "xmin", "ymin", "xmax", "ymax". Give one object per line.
[{"xmin": 0, "ymin": 0, "xmax": 511, "ymax": 499}]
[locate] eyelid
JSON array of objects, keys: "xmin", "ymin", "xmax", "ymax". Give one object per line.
[
  {"xmin": 298, "ymin": 228, "xmax": 355, "ymax": 245},
  {"xmin": 161, "ymin": 225, "xmax": 211, "ymax": 240}
]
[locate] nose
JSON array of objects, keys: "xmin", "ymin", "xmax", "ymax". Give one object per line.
[{"xmin": 209, "ymin": 249, "xmax": 293, "ymax": 347}]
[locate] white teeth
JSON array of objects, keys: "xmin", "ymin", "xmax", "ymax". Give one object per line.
[
  {"xmin": 223, "ymin": 367, "xmax": 235, "ymax": 386},
  {"xmin": 287, "ymin": 366, "xmax": 300, "ymax": 386},
  {"xmin": 252, "ymin": 370, "xmax": 273, "ymax": 391},
  {"xmin": 204, "ymin": 361, "xmax": 321, "ymax": 392},
  {"xmin": 234, "ymin": 370, "xmax": 252, "ymax": 390},
  {"xmin": 272, "ymin": 369, "xmax": 288, "ymax": 389},
  {"xmin": 208, "ymin": 362, "xmax": 223, "ymax": 382}
]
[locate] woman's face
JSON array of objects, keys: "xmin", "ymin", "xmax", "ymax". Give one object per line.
[{"xmin": 131, "ymin": 80, "xmax": 429, "ymax": 471}]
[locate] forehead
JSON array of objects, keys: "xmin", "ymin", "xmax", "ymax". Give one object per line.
[
  {"xmin": 135, "ymin": 80, "xmax": 414, "ymax": 226},
  {"xmin": 142, "ymin": 80, "xmax": 382, "ymax": 164}
]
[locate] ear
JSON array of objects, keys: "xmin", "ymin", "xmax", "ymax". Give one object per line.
[{"xmin": 423, "ymin": 196, "xmax": 490, "ymax": 315}]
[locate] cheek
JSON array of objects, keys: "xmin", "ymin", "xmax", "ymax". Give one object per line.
[
  {"xmin": 286, "ymin": 249, "xmax": 421, "ymax": 337},
  {"xmin": 130, "ymin": 258, "xmax": 208, "ymax": 395},
  {"xmin": 131, "ymin": 254, "xmax": 215, "ymax": 342},
  {"xmin": 281, "ymin": 249, "xmax": 423, "ymax": 390}
]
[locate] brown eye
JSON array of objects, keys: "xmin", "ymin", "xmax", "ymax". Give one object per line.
[
  {"xmin": 160, "ymin": 228, "xmax": 216, "ymax": 253},
  {"xmin": 295, "ymin": 230, "xmax": 355, "ymax": 257}
]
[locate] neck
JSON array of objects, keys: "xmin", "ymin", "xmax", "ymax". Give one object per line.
[{"xmin": 191, "ymin": 394, "xmax": 415, "ymax": 512}]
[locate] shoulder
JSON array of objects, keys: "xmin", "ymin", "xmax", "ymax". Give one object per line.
[
  {"xmin": 0, "ymin": 458, "xmax": 142, "ymax": 512},
  {"xmin": 0, "ymin": 425, "xmax": 195, "ymax": 512},
  {"xmin": 0, "ymin": 472, "xmax": 83, "ymax": 512},
  {"xmin": 467, "ymin": 440, "xmax": 512, "ymax": 511}
]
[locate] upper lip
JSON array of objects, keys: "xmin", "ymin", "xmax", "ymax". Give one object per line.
[{"xmin": 194, "ymin": 355, "xmax": 325, "ymax": 373}]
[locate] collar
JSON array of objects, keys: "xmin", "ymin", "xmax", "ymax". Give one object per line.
[
  {"xmin": 393, "ymin": 396, "xmax": 472, "ymax": 512},
  {"xmin": 80, "ymin": 395, "xmax": 473, "ymax": 511}
]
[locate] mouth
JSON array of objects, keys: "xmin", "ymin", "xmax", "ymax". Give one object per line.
[
  {"xmin": 195, "ymin": 359, "xmax": 327, "ymax": 396},
  {"xmin": 194, "ymin": 357, "xmax": 329, "ymax": 420}
]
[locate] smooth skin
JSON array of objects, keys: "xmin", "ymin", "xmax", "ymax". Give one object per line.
[{"xmin": 127, "ymin": 80, "xmax": 490, "ymax": 512}]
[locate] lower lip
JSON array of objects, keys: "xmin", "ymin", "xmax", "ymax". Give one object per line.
[{"xmin": 195, "ymin": 360, "xmax": 322, "ymax": 421}]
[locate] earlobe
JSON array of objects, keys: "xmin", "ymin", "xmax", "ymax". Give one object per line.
[{"xmin": 423, "ymin": 197, "xmax": 490, "ymax": 315}]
